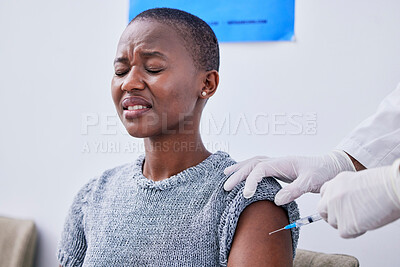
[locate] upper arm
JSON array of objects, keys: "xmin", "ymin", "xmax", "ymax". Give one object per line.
[
  {"xmin": 57, "ymin": 178, "xmax": 98, "ymax": 267},
  {"xmin": 227, "ymin": 200, "xmax": 293, "ymax": 267}
]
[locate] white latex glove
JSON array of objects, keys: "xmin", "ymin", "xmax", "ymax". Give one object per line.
[
  {"xmin": 224, "ymin": 150, "xmax": 356, "ymax": 205},
  {"xmin": 318, "ymin": 159, "xmax": 400, "ymax": 238}
]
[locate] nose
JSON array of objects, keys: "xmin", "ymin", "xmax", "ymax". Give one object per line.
[{"xmin": 121, "ymin": 67, "xmax": 145, "ymax": 92}]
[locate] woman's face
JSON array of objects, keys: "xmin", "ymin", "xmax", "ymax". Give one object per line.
[{"xmin": 111, "ymin": 19, "xmax": 204, "ymax": 138}]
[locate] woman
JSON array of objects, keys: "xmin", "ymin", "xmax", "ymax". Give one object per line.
[{"xmin": 57, "ymin": 8, "xmax": 299, "ymax": 266}]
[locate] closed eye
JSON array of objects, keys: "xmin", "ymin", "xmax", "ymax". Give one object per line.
[
  {"xmin": 145, "ymin": 68, "xmax": 163, "ymax": 74},
  {"xmin": 115, "ymin": 70, "xmax": 129, "ymax": 77}
]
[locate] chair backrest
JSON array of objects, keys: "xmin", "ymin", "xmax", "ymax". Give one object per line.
[
  {"xmin": 294, "ymin": 249, "xmax": 359, "ymax": 267},
  {"xmin": 0, "ymin": 216, "xmax": 37, "ymax": 267}
]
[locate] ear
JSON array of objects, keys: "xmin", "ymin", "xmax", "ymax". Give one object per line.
[{"xmin": 199, "ymin": 70, "xmax": 219, "ymax": 99}]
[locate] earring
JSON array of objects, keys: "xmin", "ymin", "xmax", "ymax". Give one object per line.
[{"xmin": 201, "ymin": 91, "xmax": 207, "ymax": 96}]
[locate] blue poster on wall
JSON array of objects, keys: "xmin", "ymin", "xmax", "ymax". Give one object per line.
[{"xmin": 128, "ymin": 0, "xmax": 295, "ymax": 42}]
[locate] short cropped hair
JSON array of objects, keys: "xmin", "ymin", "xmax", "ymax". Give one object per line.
[{"xmin": 130, "ymin": 8, "xmax": 220, "ymax": 72}]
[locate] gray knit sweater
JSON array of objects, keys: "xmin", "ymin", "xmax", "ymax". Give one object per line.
[{"xmin": 57, "ymin": 151, "xmax": 299, "ymax": 266}]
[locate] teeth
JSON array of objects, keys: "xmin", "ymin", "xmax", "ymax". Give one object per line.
[{"xmin": 127, "ymin": 105, "xmax": 148, "ymax": 110}]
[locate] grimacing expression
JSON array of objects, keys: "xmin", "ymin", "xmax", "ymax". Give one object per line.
[{"xmin": 111, "ymin": 19, "xmax": 205, "ymax": 138}]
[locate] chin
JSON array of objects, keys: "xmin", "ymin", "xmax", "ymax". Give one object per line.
[
  {"xmin": 124, "ymin": 126, "xmax": 150, "ymax": 138},
  {"xmin": 126, "ymin": 131, "xmax": 150, "ymax": 138},
  {"xmin": 123, "ymin": 124, "xmax": 161, "ymax": 138}
]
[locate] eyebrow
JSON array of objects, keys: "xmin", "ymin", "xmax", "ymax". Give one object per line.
[
  {"xmin": 114, "ymin": 51, "xmax": 167, "ymax": 65},
  {"xmin": 114, "ymin": 57, "xmax": 129, "ymax": 65},
  {"xmin": 140, "ymin": 51, "xmax": 167, "ymax": 60}
]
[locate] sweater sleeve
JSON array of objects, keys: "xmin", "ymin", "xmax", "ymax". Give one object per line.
[
  {"xmin": 218, "ymin": 177, "xmax": 300, "ymax": 266},
  {"xmin": 57, "ymin": 177, "xmax": 97, "ymax": 267}
]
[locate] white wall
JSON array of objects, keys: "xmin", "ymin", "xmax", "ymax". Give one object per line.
[{"xmin": 1, "ymin": 0, "xmax": 399, "ymax": 266}]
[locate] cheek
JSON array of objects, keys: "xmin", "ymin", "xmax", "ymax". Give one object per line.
[
  {"xmin": 153, "ymin": 75, "xmax": 198, "ymax": 109},
  {"xmin": 158, "ymin": 89, "xmax": 193, "ymax": 120},
  {"xmin": 173, "ymin": 79, "xmax": 200, "ymax": 112}
]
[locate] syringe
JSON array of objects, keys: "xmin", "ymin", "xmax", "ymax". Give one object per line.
[{"xmin": 269, "ymin": 213, "xmax": 323, "ymax": 235}]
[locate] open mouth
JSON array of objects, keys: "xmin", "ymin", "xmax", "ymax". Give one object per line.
[
  {"xmin": 122, "ymin": 96, "xmax": 152, "ymax": 110},
  {"xmin": 125, "ymin": 105, "xmax": 151, "ymax": 111},
  {"xmin": 121, "ymin": 97, "xmax": 152, "ymax": 119}
]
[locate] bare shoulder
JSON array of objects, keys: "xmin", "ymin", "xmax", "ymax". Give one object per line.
[{"xmin": 227, "ymin": 200, "xmax": 293, "ymax": 267}]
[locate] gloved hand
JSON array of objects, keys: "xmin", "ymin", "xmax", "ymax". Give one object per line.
[
  {"xmin": 318, "ymin": 159, "xmax": 400, "ymax": 238},
  {"xmin": 224, "ymin": 150, "xmax": 356, "ymax": 205}
]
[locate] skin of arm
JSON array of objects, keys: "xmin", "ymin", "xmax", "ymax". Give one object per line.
[
  {"xmin": 227, "ymin": 201, "xmax": 293, "ymax": 267},
  {"xmin": 345, "ymin": 152, "xmax": 366, "ymax": 171}
]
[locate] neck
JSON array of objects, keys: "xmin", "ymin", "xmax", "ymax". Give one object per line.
[{"xmin": 142, "ymin": 132, "xmax": 211, "ymax": 181}]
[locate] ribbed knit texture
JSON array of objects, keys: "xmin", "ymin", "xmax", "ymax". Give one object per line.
[{"xmin": 57, "ymin": 151, "xmax": 299, "ymax": 266}]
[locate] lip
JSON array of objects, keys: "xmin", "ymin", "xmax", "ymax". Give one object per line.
[
  {"xmin": 122, "ymin": 96, "xmax": 152, "ymax": 109},
  {"xmin": 121, "ymin": 96, "xmax": 152, "ymax": 119}
]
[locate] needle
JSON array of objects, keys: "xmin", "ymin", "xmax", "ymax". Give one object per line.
[
  {"xmin": 269, "ymin": 213, "xmax": 323, "ymax": 236},
  {"xmin": 269, "ymin": 227, "xmax": 286, "ymax": 235}
]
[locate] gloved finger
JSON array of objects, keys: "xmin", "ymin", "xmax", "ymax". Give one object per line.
[
  {"xmin": 274, "ymin": 188, "xmax": 292, "ymax": 206},
  {"xmin": 262, "ymin": 160, "xmax": 293, "ymax": 182},
  {"xmin": 339, "ymin": 230, "xmax": 366, "ymax": 239},
  {"xmin": 326, "ymin": 202, "xmax": 338, "ymax": 229},
  {"xmin": 242, "ymin": 165, "xmax": 266, "ymax": 198},
  {"xmin": 243, "ymin": 188, "xmax": 256, "ymax": 199},
  {"xmin": 224, "ymin": 163, "xmax": 245, "ymax": 176},
  {"xmin": 317, "ymin": 182, "xmax": 330, "ymax": 220},
  {"xmin": 319, "ymin": 182, "xmax": 328, "ymax": 196},
  {"xmin": 274, "ymin": 177, "xmax": 308, "ymax": 205},
  {"xmin": 245, "ymin": 159, "xmax": 293, "ymax": 183},
  {"xmin": 319, "ymin": 183, "xmax": 338, "ymax": 229},
  {"xmin": 223, "ymin": 172, "xmax": 246, "ymax": 191},
  {"xmin": 317, "ymin": 194, "xmax": 328, "ymax": 221},
  {"xmin": 224, "ymin": 160, "xmax": 261, "ymax": 191},
  {"xmin": 242, "ymin": 158, "xmax": 290, "ymax": 196},
  {"xmin": 223, "ymin": 156, "xmax": 269, "ymax": 175}
]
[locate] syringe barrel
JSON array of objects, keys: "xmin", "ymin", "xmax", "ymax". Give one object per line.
[{"xmin": 295, "ymin": 214, "xmax": 323, "ymax": 227}]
